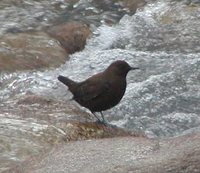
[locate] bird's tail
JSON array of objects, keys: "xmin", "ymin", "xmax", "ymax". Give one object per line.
[{"xmin": 57, "ymin": 75, "xmax": 77, "ymax": 90}]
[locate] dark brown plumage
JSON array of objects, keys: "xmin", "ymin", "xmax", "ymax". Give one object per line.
[{"xmin": 58, "ymin": 60, "xmax": 139, "ymax": 123}]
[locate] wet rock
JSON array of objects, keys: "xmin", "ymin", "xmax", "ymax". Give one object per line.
[
  {"xmin": 17, "ymin": 95, "xmax": 53, "ymax": 105},
  {"xmin": 0, "ymin": 32, "xmax": 67, "ymax": 72},
  {"xmin": 120, "ymin": 0, "xmax": 146, "ymax": 13},
  {"xmin": 47, "ymin": 22, "xmax": 91, "ymax": 54},
  {"xmin": 91, "ymin": 0, "xmax": 146, "ymax": 14},
  {"xmin": 184, "ymin": 0, "xmax": 200, "ymax": 5},
  {"xmin": 12, "ymin": 131, "xmax": 200, "ymax": 173},
  {"xmin": 56, "ymin": 121, "xmax": 142, "ymax": 141},
  {"xmin": 122, "ymin": 132, "xmax": 200, "ymax": 173},
  {"xmin": 65, "ymin": 0, "xmax": 79, "ymax": 4}
]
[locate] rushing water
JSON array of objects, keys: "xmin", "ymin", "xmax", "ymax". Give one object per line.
[
  {"xmin": 0, "ymin": 0, "xmax": 134, "ymax": 34},
  {"xmin": 0, "ymin": 0, "xmax": 200, "ymax": 171}
]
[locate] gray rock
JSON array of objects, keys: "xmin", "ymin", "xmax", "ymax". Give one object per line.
[{"xmin": 11, "ymin": 131, "xmax": 200, "ymax": 173}]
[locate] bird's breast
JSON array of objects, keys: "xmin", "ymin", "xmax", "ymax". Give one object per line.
[{"xmin": 109, "ymin": 78, "xmax": 126, "ymax": 99}]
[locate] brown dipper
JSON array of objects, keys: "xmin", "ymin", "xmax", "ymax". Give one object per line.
[{"xmin": 58, "ymin": 60, "xmax": 139, "ymax": 123}]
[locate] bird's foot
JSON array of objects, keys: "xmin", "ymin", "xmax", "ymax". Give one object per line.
[
  {"xmin": 95, "ymin": 120, "xmax": 118, "ymax": 128},
  {"xmin": 106, "ymin": 123, "xmax": 118, "ymax": 128},
  {"xmin": 95, "ymin": 119, "xmax": 108, "ymax": 126}
]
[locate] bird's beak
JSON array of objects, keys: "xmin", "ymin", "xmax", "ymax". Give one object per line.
[{"xmin": 130, "ymin": 67, "xmax": 139, "ymax": 70}]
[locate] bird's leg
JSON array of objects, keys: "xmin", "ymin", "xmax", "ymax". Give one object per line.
[
  {"xmin": 91, "ymin": 112, "xmax": 102, "ymax": 122},
  {"xmin": 91, "ymin": 112, "xmax": 108, "ymax": 125},
  {"xmin": 100, "ymin": 112, "xmax": 106, "ymax": 123},
  {"xmin": 99, "ymin": 113, "xmax": 116, "ymax": 127}
]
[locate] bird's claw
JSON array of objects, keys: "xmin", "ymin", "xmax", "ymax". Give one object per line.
[
  {"xmin": 95, "ymin": 119, "xmax": 107, "ymax": 125},
  {"xmin": 95, "ymin": 120, "xmax": 117, "ymax": 128}
]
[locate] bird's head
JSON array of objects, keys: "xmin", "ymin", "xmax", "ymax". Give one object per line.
[{"xmin": 106, "ymin": 60, "xmax": 139, "ymax": 77}]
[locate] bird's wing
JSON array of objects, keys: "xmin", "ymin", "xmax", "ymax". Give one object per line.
[{"xmin": 74, "ymin": 79, "xmax": 111, "ymax": 102}]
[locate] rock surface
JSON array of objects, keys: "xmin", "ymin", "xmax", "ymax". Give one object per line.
[
  {"xmin": 0, "ymin": 32, "xmax": 67, "ymax": 72},
  {"xmin": 121, "ymin": 0, "xmax": 146, "ymax": 13},
  {"xmin": 7, "ymin": 131, "xmax": 200, "ymax": 173},
  {"xmin": 47, "ymin": 22, "xmax": 91, "ymax": 54}
]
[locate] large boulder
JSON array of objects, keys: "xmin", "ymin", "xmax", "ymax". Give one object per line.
[
  {"xmin": 0, "ymin": 32, "xmax": 67, "ymax": 72},
  {"xmin": 13, "ymin": 131, "xmax": 200, "ymax": 173},
  {"xmin": 47, "ymin": 22, "xmax": 91, "ymax": 54}
]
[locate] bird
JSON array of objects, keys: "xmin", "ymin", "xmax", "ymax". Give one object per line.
[{"xmin": 58, "ymin": 60, "xmax": 139, "ymax": 124}]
